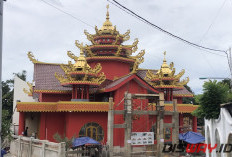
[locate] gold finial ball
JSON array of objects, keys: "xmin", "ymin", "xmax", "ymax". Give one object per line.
[
  {"xmin": 163, "ymin": 51, "xmax": 166, "ymax": 56},
  {"xmin": 106, "ymin": 4, "xmax": 109, "ymax": 9}
]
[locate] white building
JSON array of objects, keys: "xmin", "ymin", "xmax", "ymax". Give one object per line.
[
  {"xmin": 205, "ymin": 102, "xmax": 232, "ymax": 157},
  {"xmin": 13, "ymin": 76, "xmax": 36, "ymax": 135}
]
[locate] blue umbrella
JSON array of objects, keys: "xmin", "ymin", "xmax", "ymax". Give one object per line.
[
  {"xmin": 1, "ymin": 149, "xmax": 6, "ymax": 157},
  {"xmin": 72, "ymin": 137, "xmax": 100, "ymax": 147},
  {"xmin": 179, "ymin": 131, "xmax": 205, "ymax": 144}
]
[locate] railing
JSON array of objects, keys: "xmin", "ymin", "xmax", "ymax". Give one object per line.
[{"xmin": 10, "ymin": 135, "xmax": 65, "ymax": 157}]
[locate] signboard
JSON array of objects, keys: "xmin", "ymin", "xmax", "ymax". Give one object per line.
[{"xmin": 131, "ymin": 132, "xmax": 154, "ymax": 145}]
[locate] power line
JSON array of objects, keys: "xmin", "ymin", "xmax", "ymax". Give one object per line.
[
  {"xmin": 197, "ymin": 0, "xmax": 227, "ymax": 73},
  {"xmin": 200, "ymin": 0, "xmax": 227, "ymax": 43},
  {"xmin": 108, "ymin": 0, "xmax": 226, "ymax": 58},
  {"xmin": 108, "ymin": 0, "xmax": 228, "ymax": 55},
  {"xmin": 40, "ymin": 0, "xmax": 94, "ymax": 28}
]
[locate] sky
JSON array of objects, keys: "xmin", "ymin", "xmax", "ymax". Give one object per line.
[{"xmin": 3, "ymin": 0, "xmax": 232, "ymax": 94}]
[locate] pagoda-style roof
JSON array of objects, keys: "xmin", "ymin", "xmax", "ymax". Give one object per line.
[
  {"xmin": 100, "ymin": 73, "xmax": 159, "ymax": 93},
  {"xmin": 67, "ymin": 5, "xmax": 145, "ymax": 74},
  {"xmin": 55, "ymin": 50, "xmax": 106, "ymax": 87},
  {"xmin": 85, "ymin": 5, "xmax": 131, "ymax": 45},
  {"xmin": 137, "ymin": 69, "xmax": 193, "ymax": 97},
  {"xmin": 145, "ymin": 52, "xmax": 189, "ymax": 90},
  {"xmin": 17, "ymin": 101, "xmax": 109, "ymax": 112},
  {"xmin": 17, "ymin": 101, "xmax": 197, "ymax": 113}
]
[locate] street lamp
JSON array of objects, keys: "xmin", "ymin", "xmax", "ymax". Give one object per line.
[{"xmin": 199, "ymin": 77, "xmax": 230, "ymax": 80}]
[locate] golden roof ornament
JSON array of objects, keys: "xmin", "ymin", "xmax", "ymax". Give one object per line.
[
  {"xmin": 73, "ymin": 49, "xmax": 90, "ymax": 70},
  {"xmin": 158, "ymin": 51, "xmax": 172, "ymax": 75},
  {"xmin": 100, "ymin": 5, "xmax": 115, "ymax": 32},
  {"xmin": 55, "ymin": 47, "xmax": 106, "ymax": 86},
  {"xmin": 23, "ymin": 82, "xmax": 33, "ymax": 96},
  {"xmin": 145, "ymin": 51, "xmax": 189, "ymax": 89}
]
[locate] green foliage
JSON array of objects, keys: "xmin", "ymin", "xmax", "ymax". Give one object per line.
[
  {"xmin": 193, "ymin": 80, "xmax": 231, "ymax": 119},
  {"xmin": 2, "ymin": 81, "xmax": 13, "ymax": 117},
  {"xmin": 194, "ymin": 94, "xmax": 202, "ymax": 105},
  {"xmin": 1, "ymin": 70, "xmax": 27, "ymax": 144},
  {"xmin": 183, "ymin": 85, "xmax": 195, "ymax": 104},
  {"xmin": 222, "ymin": 79, "xmax": 230, "ymax": 88},
  {"xmin": 53, "ymin": 132, "xmax": 76, "ymax": 150},
  {"xmin": 1, "ymin": 110, "xmax": 12, "ymax": 142}
]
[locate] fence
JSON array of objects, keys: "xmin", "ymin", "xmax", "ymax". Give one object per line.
[{"xmin": 10, "ymin": 135, "xmax": 66, "ymax": 157}]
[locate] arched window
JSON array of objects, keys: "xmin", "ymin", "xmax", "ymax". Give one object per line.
[{"xmin": 79, "ymin": 122, "xmax": 104, "ymax": 142}]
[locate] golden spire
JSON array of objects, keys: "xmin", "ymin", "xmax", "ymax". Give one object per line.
[
  {"xmin": 73, "ymin": 50, "xmax": 90, "ymax": 69},
  {"xmin": 106, "ymin": 4, "xmax": 109, "ymax": 20},
  {"xmin": 163, "ymin": 51, "xmax": 167, "ymax": 62},
  {"xmin": 100, "ymin": 4, "xmax": 115, "ymax": 31},
  {"xmin": 159, "ymin": 51, "xmax": 172, "ymax": 75}
]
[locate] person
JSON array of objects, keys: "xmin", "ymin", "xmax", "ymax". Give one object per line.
[{"xmin": 24, "ymin": 127, "xmax": 28, "ymax": 136}]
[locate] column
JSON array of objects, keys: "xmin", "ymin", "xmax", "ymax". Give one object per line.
[
  {"xmin": 179, "ymin": 113, "xmax": 183, "ymax": 133},
  {"xmin": 87, "ymin": 86, "xmax": 89, "ymax": 100},
  {"xmin": 72, "ymin": 86, "xmax": 75, "ymax": 99},
  {"xmin": 39, "ymin": 113, "xmax": 46, "ymax": 140},
  {"xmin": 193, "ymin": 116, "xmax": 197, "ymax": 132},
  {"xmin": 167, "ymin": 89, "xmax": 170, "ymax": 101},
  {"xmin": 18, "ymin": 112, "xmax": 25, "ymax": 135},
  {"xmin": 81, "ymin": 85, "xmax": 84, "ymax": 99}
]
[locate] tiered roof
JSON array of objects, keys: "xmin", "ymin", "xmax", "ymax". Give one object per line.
[
  {"xmin": 55, "ymin": 50, "xmax": 106, "ymax": 87},
  {"xmin": 71, "ymin": 5, "xmax": 145, "ymax": 74},
  {"xmin": 145, "ymin": 52, "xmax": 189, "ymax": 90},
  {"xmin": 19, "ymin": 5, "xmax": 196, "ymax": 113}
]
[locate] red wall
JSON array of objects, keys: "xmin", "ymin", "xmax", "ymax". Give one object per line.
[
  {"xmin": 113, "ymin": 79, "xmax": 150, "ymax": 146},
  {"xmin": 18, "ymin": 112, "xmax": 25, "ymax": 135},
  {"xmin": 65, "ymin": 112, "xmax": 108, "ymax": 144},
  {"xmin": 39, "ymin": 112, "xmax": 65, "ymax": 142},
  {"xmin": 88, "ymin": 60, "xmax": 131, "ymax": 80},
  {"xmin": 41, "ymin": 93, "xmax": 72, "ymax": 102},
  {"xmin": 176, "ymin": 97, "xmax": 183, "ymax": 104}
]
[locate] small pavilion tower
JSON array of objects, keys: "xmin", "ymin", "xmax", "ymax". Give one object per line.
[
  {"xmin": 145, "ymin": 52, "xmax": 189, "ymax": 101},
  {"xmin": 55, "ymin": 49, "xmax": 106, "ymax": 100}
]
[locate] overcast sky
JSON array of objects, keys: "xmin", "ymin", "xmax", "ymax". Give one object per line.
[{"xmin": 3, "ymin": 0, "xmax": 232, "ymax": 94}]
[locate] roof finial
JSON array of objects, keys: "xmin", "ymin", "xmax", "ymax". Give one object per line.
[
  {"xmin": 100, "ymin": 4, "xmax": 114, "ymax": 31},
  {"xmin": 80, "ymin": 49, "xmax": 84, "ymax": 56},
  {"xmin": 106, "ymin": 4, "xmax": 109, "ymax": 20},
  {"xmin": 163, "ymin": 51, "xmax": 167, "ymax": 62}
]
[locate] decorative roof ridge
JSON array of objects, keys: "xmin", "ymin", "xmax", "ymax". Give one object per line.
[
  {"xmin": 173, "ymin": 94, "xmax": 194, "ymax": 97},
  {"xmin": 137, "ymin": 68, "xmax": 158, "ymax": 71},
  {"xmin": 113, "ymin": 73, "xmax": 134, "ymax": 81},
  {"xmin": 34, "ymin": 89, "xmax": 72, "ymax": 94},
  {"xmin": 23, "ymin": 82, "xmax": 33, "ymax": 96},
  {"xmin": 27, "ymin": 52, "xmax": 66, "ymax": 65}
]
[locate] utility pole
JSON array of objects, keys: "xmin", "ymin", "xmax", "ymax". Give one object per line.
[
  {"xmin": 0, "ymin": 0, "xmax": 3, "ymax": 149},
  {"xmin": 156, "ymin": 93, "xmax": 164, "ymax": 157},
  {"xmin": 107, "ymin": 97, "xmax": 114, "ymax": 157},
  {"xmin": 228, "ymin": 47, "xmax": 232, "ymax": 90}
]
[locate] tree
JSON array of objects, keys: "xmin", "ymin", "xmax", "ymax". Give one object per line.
[
  {"xmin": 1, "ymin": 70, "xmax": 27, "ymax": 145},
  {"xmin": 53, "ymin": 133, "xmax": 76, "ymax": 150},
  {"xmin": 193, "ymin": 80, "xmax": 231, "ymax": 119}
]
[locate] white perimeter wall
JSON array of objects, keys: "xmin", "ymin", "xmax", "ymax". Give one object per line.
[{"xmin": 205, "ymin": 108, "xmax": 232, "ymax": 157}]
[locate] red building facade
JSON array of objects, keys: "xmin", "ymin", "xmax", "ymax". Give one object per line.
[{"xmin": 17, "ymin": 6, "xmax": 198, "ymax": 146}]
